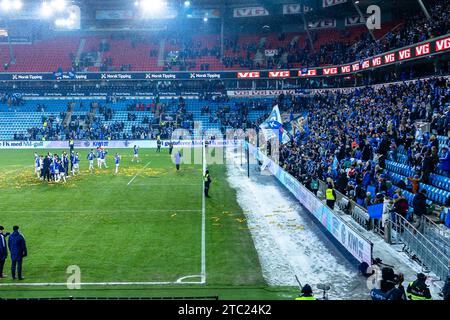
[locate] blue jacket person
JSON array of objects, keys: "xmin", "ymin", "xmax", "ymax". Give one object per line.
[
  {"xmin": 0, "ymin": 226, "xmax": 10, "ymax": 278},
  {"xmin": 8, "ymin": 226, "xmax": 27, "ymax": 280}
]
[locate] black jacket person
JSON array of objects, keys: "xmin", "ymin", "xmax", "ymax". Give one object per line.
[
  {"xmin": 295, "ymin": 284, "xmax": 317, "ymax": 300},
  {"xmin": 204, "ymin": 170, "xmax": 211, "ymax": 197},
  {"xmin": 0, "ymin": 226, "xmax": 10, "ymax": 278},
  {"xmin": 406, "ymin": 273, "xmax": 432, "ymax": 300}
]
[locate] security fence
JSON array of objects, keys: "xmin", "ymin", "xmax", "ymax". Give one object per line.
[
  {"xmin": 389, "ymin": 213, "xmax": 449, "ymax": 281},
  {"xmin": 316, "ymin": 180, "xmax": 449, "ymax": 281}
]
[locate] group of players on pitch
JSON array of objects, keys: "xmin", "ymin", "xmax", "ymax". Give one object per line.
[{"xmin": 34, "ymin": 145, "xmax": 140, "ymax": 182}]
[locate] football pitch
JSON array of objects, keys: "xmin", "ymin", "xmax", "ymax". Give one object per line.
[{"xmin": 0, "ymin": 147, "xmax": 297, "ymax": 299}]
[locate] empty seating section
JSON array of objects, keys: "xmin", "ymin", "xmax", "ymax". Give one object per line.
[
  {"xmin": 0, "ymin": 20, "xmax": 407, "ymax": 73},
  {"xmin": 100, "ymin": 39, "xmax": 160, "ymax": 71},
  {"xmin": 0, "ymin": 37, "xmax": 80, "ymax": 72}
]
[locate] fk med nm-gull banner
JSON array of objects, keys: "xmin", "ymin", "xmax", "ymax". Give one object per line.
[{"xmin": 248, "ymin": 143, "xmax": 373, "ymax": 266}]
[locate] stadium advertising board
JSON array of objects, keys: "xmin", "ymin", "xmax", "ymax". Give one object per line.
[
  {"xmin": 0, "ymin": 35, "xmax": 448, "ymax": 82},
  {"xmin": 227, "ymin": 89, "xmax": 301, "ymax": 97},
  {"xmin": 345, "ymin": 16, "xmax": 366, "ymax": 26},
  {"xmin": 307, "ymin": 19, "xmax": 337, "ymax": 29},
  {"xmin": 233, "ymin": 6, "xmax": 269, "ymax": 18},
  {"xmin": 282, "ymin": 4, "xmax": 313, "ymax": 14},
  {"xmin": 248, "ymin": 143, "xmax": 373, "ymax": 266},
  {"xmin": 0, "ymin": 140, "xmax": 232, "ymax": 149},
  {"xmin": 323, "ymin": 0, "xmax": 347, "ymax": 7}
]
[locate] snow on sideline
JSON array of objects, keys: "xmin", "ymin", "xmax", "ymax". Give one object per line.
[
  {"xmin": 226, "ymin": 153, "xmax": 367, "ymax": 300},
  {"xmin": 226, "ymin": 150, "xmax": 444, "ymax": 300}
]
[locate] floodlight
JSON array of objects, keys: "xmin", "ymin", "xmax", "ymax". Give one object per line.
[
  {"xmin": 51, "ymin": 0, "xmax": 66, "ymax": 12},
  {"xmin": 40, "ymin": 1, "xmax": 53, "ymax": 17},
  {"xmin": 139, "ymin": 0, "xmax": 167, "ymax": 13},
  {"xmin": 184, "ymin": 1, "xmax": 191, "ymax": 7},
  {"xmin": 12, "ymin": 0, "xmax": 22, "ymax": 10},
  {"xmin": 203, "ymin": 17, "xmax": 208, "ymax": 22},
  {"xmin": 0, "ymin": 0, "xmax": 12, "ymax": 11}
]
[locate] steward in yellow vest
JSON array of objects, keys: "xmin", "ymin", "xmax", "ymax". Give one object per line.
[
  {"xmin": 325, "ymin": 183, "xmax": 336, "ymax": 210},
  {"xmin": 406, "ymin": 273, "xmax": 432, "ymax": 300},
  {"xmin": 294, "ymin": 284, "xmax": 318, "ymax": 300}
]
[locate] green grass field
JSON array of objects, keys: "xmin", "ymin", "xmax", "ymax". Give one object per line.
[{"xmin": 0, "ymin": 148, "xmax": 297, "ymax": 299}]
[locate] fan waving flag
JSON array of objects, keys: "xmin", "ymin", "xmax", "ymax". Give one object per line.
[{"xmin": 260, "ymin": 105, "xmax": 291, "ymax": 144}]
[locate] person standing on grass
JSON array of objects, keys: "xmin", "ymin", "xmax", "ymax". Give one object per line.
[
  {"xmin": 175, "ymin": 150, "xmax": 182, "ymax": 171},
  {"xmin": 204, "ymin": 169, "xmax": 212, "ymax": 197},
  {"xmin": 100, "ymin": 148, "xmax": 108, "ymax": 169},
  {"xmin": 57, "ymin": 159, "xmax": 67, "ymax": 183},
  {"xmin": 87, "ymin": 149, "xmax": 96, "ymax": 173},
  {"xmin": 96, "ymin": 147, "xmax": 102, "ymax": 168},
  {"xmin": 70, "ymin": 150, "xmax": 75, "ymax": 175},
  {"xmin": 156, "ymin": 137, "xmax": 162, "ymax": 153},
  {"xmin": 132, "ymin": 145, "xmax": 140, "ymax": 163},
  {"xmin": 115, "ymin": 153, "xmax": 121, "ymax": 174},
  {"xmin": 69, "ymin": 138, "xmax": 74, "ymax": 153},
  {"xmin": 34, "ymin": 153, "xmax": 41, "ymax": 179},
  {"xmin": 72, "ymin": 152, "xmax": 80, "ymax": 175},
  {"xmin": 8, "ymin": 226, "xmax": 27, "ymax": 280},
  {"xmin": 43, "ymin": 153, "xmax": 51, "ymax": 182},
  {"xmin": 62, "ymin": 152, "xmax": 69, "ymax": 176},
  {"xmin": 169, "ymin": 141, "xmax": 174, "ymax": 155},
  {"xmin": 0, "ymin": 226, "xmax": 10, "ymax": 278}
]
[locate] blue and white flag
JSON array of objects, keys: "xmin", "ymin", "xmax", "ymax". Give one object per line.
[{"xmin": 260, "ymin": 105, "xmax": 291, "ymax": 144}]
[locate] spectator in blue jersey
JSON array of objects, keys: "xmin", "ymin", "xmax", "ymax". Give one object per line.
[
  {"xmin": 8, "ymin": 226, "xmax": 27, "ymax": 280},
  {"xmin": 175, "ymin": 150, "xmax": 182, "ymax": 171},
  {"xmin": 439, "ymin": 147, "xmax": 450, "ymax": 174}
]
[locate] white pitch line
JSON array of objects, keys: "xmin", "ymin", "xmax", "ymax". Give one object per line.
[
  {"xmin": 127, "ymin": 161, "xmax": 151, "ymax": 186},
  {"xmin": 201, "ymin": 140, "xmax": 206, "ymax": 283},
  {"xmin": 0, "ymin": 281, "xmax": 204, "ymax": 287},
  {"xmin": 0, "ymin": 209, "xmax": 201, "ymax": 213}
]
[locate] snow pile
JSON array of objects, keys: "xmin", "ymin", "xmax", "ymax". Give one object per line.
[
  {"xmin": 226, "ymin": 155, "xmax": 368, "ymax": 299},
  {"xmin": 226, "ymin": 150, "xmax": 444, "ymax": 299}
]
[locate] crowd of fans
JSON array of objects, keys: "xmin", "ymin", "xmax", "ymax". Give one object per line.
[{"xmin": 278, "ymin": 77, "xmax": 450, "ymax": 227}]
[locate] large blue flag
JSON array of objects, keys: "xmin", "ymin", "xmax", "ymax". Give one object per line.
[{"xmin": 260, "ymin": 105, "xmax": 291, "ymax": 144}]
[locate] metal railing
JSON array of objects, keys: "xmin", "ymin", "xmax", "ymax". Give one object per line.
[
  {"xmin": 389, "ymin": 212, "xmax": 449, "ymax": 281},
  {"xmin": 422, "ymin": 215, "xmax": 450, "ymax": 258},
  {"xmin": 316, "ymin": 180, "xmax": 449, "ymax": 280}
]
